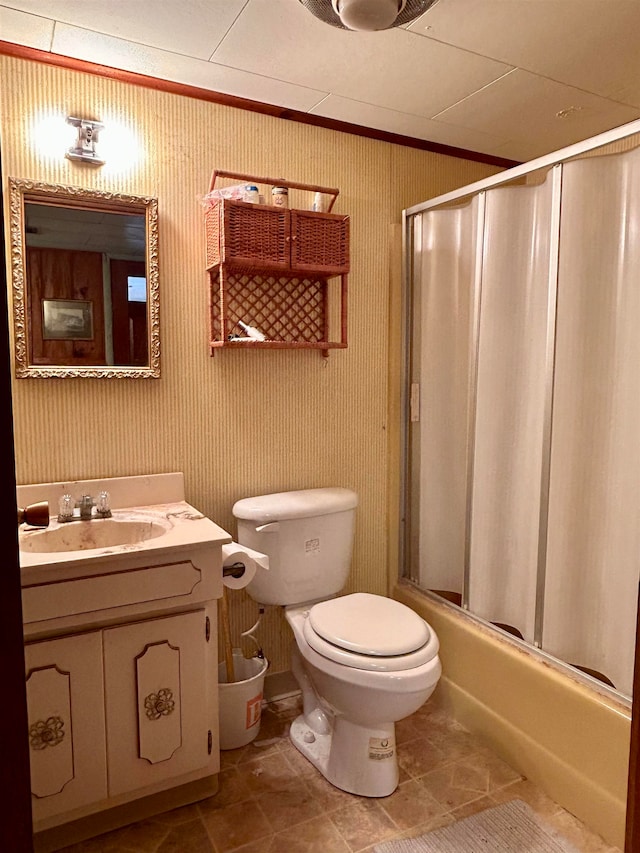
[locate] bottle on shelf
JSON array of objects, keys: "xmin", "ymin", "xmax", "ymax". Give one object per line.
[
  {"xmin": 237, "ymin": 320, "xmax": 266, "ymax": 341},
  {"xmin": 312, "ymin": 192, "xmax": 328, "ymax": 212},
  {"xmin": 271, "ymin": 186, "xmax": 289, "ymax": 208}
]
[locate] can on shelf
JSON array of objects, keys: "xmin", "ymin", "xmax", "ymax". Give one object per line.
[{"xmin": 271, "ymin": 186, "xmax": 289, "ymax": 208}]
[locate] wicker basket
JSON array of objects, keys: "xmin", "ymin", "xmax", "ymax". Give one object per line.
[
  {"xmin": 206, "ymin": 200, "xmax": 289, "ymax": 270},
  {"xmin": 205, "ymin": 170, "xmax": 349, "ymax": 275},
  {"xmin": 290, "ymin": 210, "xmax": 349, "ymax": 275}
]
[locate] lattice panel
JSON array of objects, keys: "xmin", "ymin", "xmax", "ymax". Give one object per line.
[{"xmin": 210, "ymin": 269, "xmax": 328, "ymax": 343}]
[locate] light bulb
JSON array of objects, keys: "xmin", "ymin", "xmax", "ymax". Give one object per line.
[{"xmin": 337, "ymin": 0, "xmax": 400, "ymax": 30}]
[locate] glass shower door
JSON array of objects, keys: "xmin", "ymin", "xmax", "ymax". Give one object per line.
[
  {"xmin": 408, "ymin": 196, "xmax": 480, "ymax": 603},
  {"xmin": 543, "ymin": 147, "xmax": 640, "ymax": 695},
  {"xmin": 468, "ymin": 170, "xmax": 559, "ymax": 643}
]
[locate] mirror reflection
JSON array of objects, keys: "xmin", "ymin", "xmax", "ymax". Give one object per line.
[{"xmin": 9, "ymin": 178, "xmax": 159, "ymax": 378}]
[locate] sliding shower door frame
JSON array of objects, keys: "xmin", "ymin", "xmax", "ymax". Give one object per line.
[
  {"xmin": 400, "ymin": 116, "xmax": 640, "ymax": 655},
  {"xmin": 533, "ymin": 163, "xmax": 562, "ymax": 647},
  {"xmin": 462, "ymin": 191, "xmax": 486, "ymax": 614}
]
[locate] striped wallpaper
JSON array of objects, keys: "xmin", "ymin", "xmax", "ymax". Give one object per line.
[{"xmin": 2, "ymin": 55, "xmax": 500, "ymax": 672}]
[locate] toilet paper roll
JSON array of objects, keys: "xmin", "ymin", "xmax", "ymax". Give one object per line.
[{"xmin": 222, "ymin": 542, "xmax": 269, "ymax": 590}]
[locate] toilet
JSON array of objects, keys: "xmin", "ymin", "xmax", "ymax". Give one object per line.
[{"xmin": 232, "ymin": 487, "xmax": 441, "ymax": 797}]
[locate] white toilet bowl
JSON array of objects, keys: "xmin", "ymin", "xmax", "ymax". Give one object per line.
[
  {"xmin": 232, "ymin": 488, "xmax": 442, "ymax": 797},
  {"xmin": 284, "ymin": 594, "xmax": 442, "ymax": 797}
]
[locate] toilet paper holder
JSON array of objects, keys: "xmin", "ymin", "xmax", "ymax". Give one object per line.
[{"xmin": 223, "ymin": 561, "xmax": 246, "ymax": 579}]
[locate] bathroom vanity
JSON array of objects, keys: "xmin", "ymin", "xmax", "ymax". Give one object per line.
[{"xmin": 17, "ymin": 473, "xmax": 231, "ymax": 839}]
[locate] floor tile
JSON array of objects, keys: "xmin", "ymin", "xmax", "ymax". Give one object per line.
[
  {"xmin": 378, "ymin": 778, "xmax": 446, "ymax": 830},
  {"xmin": 199, "ymin": 799, "xmax": 273, "ymax": 853},
  {"xmin": 198, "ymin": 767, "xmax": 253, "ymax": 811},
  {"xmin": 236, "ymin": 751, "xmax": 301, "ymax": 796},
  {"xmin": 396, "ymin": 735, "xmax": 446, "ymax": 778},
  {"xmin": 258, "ymin": 781, "xmax": 324, "ymax": 832},
  {"xmin": 278, "ymin": 740, "xmax": 322, "ymax": 779},
  {"xmin": 329, "ymin": 799, "xmax": 399, "ymax": 851},
  {"xmin": 48, "ymin": 694, "xmax": 622, "ymax": 853},
  {"xmin": 151, "ymin": 802, "xmax": 203, "ymax": 827},
  {"xmin": 423, "ymin": 721, "xmax": 483, "ymax": 764},
  {"xmin": 299, "ymin": 766, "xmax": 360, "ymax": 811},
  {"xmin": 545, "ymin": 808, "xmax": 621, "ymax": 853},
  {"xmin": 448, "ymin": 793, "xmax": 498, "ymax": 820},
  {"xmin": 156, "ymin": 818, "xmax": 214, "ymax": 852},
  {"xmin": 418, "ymin": 759, "xmax": 497, "ymax": 811},
  {"xmin": 265, "ymin": 815, "xmax": 352, "ymax": 852},
  {"xmin": 394, "ymin": 716, "xmax": 423, "ymax": 745},
  {"xmin": 469, "ymin": 746, "xmax": 525, "ymax": 789},
  {"xmin": 491, "ymin": 777, "xmax": 565, "ymax": 819}
]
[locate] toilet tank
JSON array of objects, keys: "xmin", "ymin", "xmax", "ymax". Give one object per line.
[{"xmin": 232, "ymin": 488, "xmax": 358, "ymax": 606}]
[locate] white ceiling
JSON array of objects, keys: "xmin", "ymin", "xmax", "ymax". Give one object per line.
[{"xmin": 2, "ymin": 0, "xmax": 640, "ymax": 163}]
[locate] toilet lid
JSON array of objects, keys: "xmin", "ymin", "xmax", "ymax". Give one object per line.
[
  {"xmin": 308, "ymin": 593, "xmax": 430, "ymax": 656},
  {"xmin": 303, "ymin": 593, "xmax": 439, "ymax": 672}
]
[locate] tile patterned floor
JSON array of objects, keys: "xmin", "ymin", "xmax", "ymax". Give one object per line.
[{"xmin": 55, "ymin": 695, "xmax": 621, "ymax": 853}]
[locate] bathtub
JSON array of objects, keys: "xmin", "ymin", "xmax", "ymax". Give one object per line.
[{"xmin": 393, "ymin": 580, "xmax": 631, "ymax": 849}]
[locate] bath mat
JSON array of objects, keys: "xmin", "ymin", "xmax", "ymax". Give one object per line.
[{"xmin": 373, "ymin": 799, "xmax": 580, "ymax": 853}]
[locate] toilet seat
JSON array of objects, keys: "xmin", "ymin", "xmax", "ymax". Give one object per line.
[{"xmin": 303, "ymin": 593, "xmax": 439, "ymax": 672}]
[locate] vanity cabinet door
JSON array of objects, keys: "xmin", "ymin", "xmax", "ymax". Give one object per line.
[
  {"xmin": 103, "ymin": 610, "xmax": 210, "ymax": 797},
  {"xmin": 25, "ymin": 631, "xmax": 107, "ymax": 822}
]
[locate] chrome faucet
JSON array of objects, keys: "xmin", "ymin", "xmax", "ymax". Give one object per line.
[
  {"xmin": 77, "ymin": 494, "xmax": 95, "ymax": 520},
  {"xmin": 58, "ymin": 491, "xmax": 112, "ymax": 522}
]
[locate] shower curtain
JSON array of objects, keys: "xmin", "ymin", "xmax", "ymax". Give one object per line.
[{"xmin": 411, "ymin": 144, "xmax": 640, "ymax": 697}]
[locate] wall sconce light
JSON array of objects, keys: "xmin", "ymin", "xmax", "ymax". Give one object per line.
[{"xmin": 65, "ymin": 116, "xmax": 105, "ymax": 165}]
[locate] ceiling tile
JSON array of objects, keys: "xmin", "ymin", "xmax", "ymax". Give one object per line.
[
  {"xmin": 52, "ymin": 24, "xmax": 327, "ymax": 111},
  {"xmin": 3, "ymin": 0, "xmax": 248, "ymax": 60},
  {"xmin": 309, "ymin": 94, "xmax": 507, "ymax": 156},
  {"xmin": 434, "ymin": 69, "xmax": 640, "ymax": 160},
  {"xmin": 3, "ymin": 0, "xmax": 639, "ymax": 162},
  {"xmin": 0, "ymin": 6, "xmax": 53, "ymax": 52},
  {"xmin": 212, "ymin": 0, "xmax": 512, "ymax": 117},
  {"xmin": 409, "ymin": 0, "xmax": 640, "ymax": 107},
  {"xmin": 491, "ymin": 138, "xmax": 555, "ymax": 165}
]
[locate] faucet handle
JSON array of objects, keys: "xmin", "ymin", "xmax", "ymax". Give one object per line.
[
  {"xmin": 96, "ymin": 490, "xmax": 112, "ymax": 518},
  {"xmin": 58, "ymin": 494, "xmax": 75, "ymax": 521}
]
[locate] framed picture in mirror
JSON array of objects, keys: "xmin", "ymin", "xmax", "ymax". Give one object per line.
[{"xmin": 42, "ymin": 298, "xmax": 94, "ymax": 341}]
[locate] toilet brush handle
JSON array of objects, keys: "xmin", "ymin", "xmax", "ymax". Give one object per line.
[{"xmin": 220, "ymin": 587, "xmax": 235, "ymax": 683}]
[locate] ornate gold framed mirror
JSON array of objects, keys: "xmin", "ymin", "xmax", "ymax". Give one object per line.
[{"xmin": 9, "ymin": 178, "xmax": 160, "ymax": 378}]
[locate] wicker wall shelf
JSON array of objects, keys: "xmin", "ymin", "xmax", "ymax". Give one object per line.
[{"xmin": 205, "ymin": 171, "xmax": 350, "ymax": 358}]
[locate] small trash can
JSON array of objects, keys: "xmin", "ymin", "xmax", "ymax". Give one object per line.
[{"xmin": 218, "ymin": 649, "xmax": 269, "ymax": 750}]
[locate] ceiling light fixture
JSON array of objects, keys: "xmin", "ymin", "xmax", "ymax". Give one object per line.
[
  {"xmin": 65, "ymin": 116, "xmax": 105, "ymax": 165},
  {"xmin": 298, "ymin": 0, "xmax": 437, "ymax": 31}
]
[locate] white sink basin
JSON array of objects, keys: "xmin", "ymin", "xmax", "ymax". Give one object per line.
[
  {"xmin": 17, "ymin": 474, "xmax": 233, "ymax": 587},
  {"xmin": 20, "ymin": 516, "xmax": 172, "ymax": 554}
]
